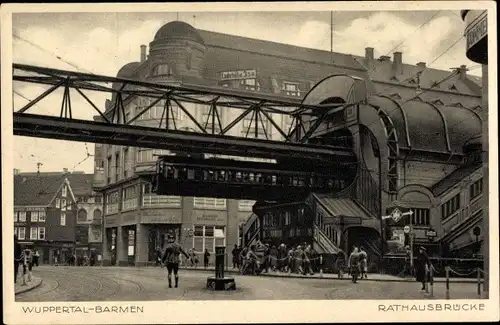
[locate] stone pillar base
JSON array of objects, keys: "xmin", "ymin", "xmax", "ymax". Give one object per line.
[{"xmin": 206, "ymin": 276, "xmax": 236, "ymax": 291}]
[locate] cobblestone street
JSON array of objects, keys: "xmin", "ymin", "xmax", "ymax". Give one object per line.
[{"xmin": 16, "ymin": 266, "xmax": 484, "ymax": 301}]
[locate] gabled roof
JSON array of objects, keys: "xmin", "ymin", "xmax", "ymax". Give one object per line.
[
  {"xmin": 14, "ymin": 173, "xmax": 94, "ymax": 206},
  {"xmin": 431, "ymin": 163, "xmax": 482, "ymax": 196}
]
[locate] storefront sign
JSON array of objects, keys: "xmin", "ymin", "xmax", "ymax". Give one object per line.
[
  {"xmin": 426, "ymin": 229, "xmax": 437, "ymax": 238},
  {"xmin": 193, "ymin": 211, "xmax": 227, "ymax": 225},
  {"xmin": 104, "ymin": 216, "xmax": 118, "ymax": 227},
  {"xmin": 324, "ymin": 216, "xmax": 362, "ymax": 225},
  {"xmin": 466, "ymin": 11, "xmax": 487, "ymax": 50},
  {"xmin": 141, "ymin": 211, "xmax": 182, "ymax": 224},
  {"xmin": 15, "ymin": 207, "xmax": 45, "ymax": 212},
  {"xmin": 220, "ymin": 69, "xmax": 256, "ymax": 81}
]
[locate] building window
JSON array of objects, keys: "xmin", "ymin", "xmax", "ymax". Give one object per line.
[
  {"xmin": 31, "ymin": 211, "xmax": 38, "ymax": 222},
  {"xmin": 238, "ymin": 200, "xmax": 256, "ymax": 212},
  {"xmin": 77, "ymin": 209, "xmax": 88, "ymax": 222},
  {"xmin": 441, "ymin": 194, "xmax": 460, "ymax": 220},
  {"xmin": 199, "ymin": 104, "xmax": 222, "ymax": 134},
  {"xmin": 128, "ymin": 229, "xmax": 135, "ymax": 256},
  {"xmin": 93, "ymin": 209, "xmax": 102, "ymax": 221},
  {"xmin": 62, "ymin": 185, "xmax": 67, "ymax": 198},
  {"xmin": 410, "ymin": 208, "xmax": 430, "ymax": 226},
  {"xmin": 38, "ymin": 227, "xmax": 46, "ymax": 240},
  {"xmin": 106, "ymin": 190, "xmax": 120, "ymax": 214},
  {"xmin": 55, "ymin": 198, "xmax": 60, "ymax": 208},
  {"xmin": 122, "ymin": 185, "xmax": 138, "ymax": 211},
  {"xmin": 19, "ymin": 211, "xmax": 26, "ymax": 222},
  {"xmin": 193, "ymin": 225, "xmax": 226, "ymax": 253},
  {"xmin": 38, "ymin": 210, "xmax": 46, "ymax": 222},
  {"xmin": 193, "ymin": 197, "xmax": 227, "ymax": 210},
  {"xmin": 60, "ymin": 212, "xmax": 66, "ymax": 226},
  {"xmin": 67, "ymin": 200, "xmax": 72, "ymax": 210},
  {"xmin": 142, "ymin": 183, "xmax": 181, "ymax": 207},
  {"xmin": 123, "ymin": 147, "xmax": 129, "ymax": 179},
  {"xmin": 14, "ymin": 211, "xmax": 18, "ymax": 222},
  {"xmin": 14, "ymin": 227, "xmax": 18, "ymax": 237},
  {"xmin": 61, "ymin": 199, "xmax": 66, "ymax": 211},
  {"xmin": 282, "ymin": 82, "xmax": 301, "ymax": 97},
  {"xmin": 239, "ymin": 78, "xmax": 259, "ymax": 91},
  {"xmin": 95, "ymin": 195, "xmax": 103, "ymax": 204},
  {"xmin": 263, "ymin": 213, "xmax": 280, "ymax": 227},
  {"xmin": 18, "ymin": 227, "xmax": 25, "ymax": 240},
  {"xmin": 30, "ymin": 227, "xmax": 38, "ymax": 240},
  {"xmin": 470, "ymin": 178, "xmax": 483, "ymax": 200},
  {"xmin": 152, "ymin": 64, "xmax": 173, "ymax": 77},
  {"xmin": 115, "ymin": 152, "xmax": 120, "ymax": 182},
  {"xmin": 241, "ymin": 114, "xmax": 269, "ymax": 139},
  {"xmin": 107, "ymin": 156, "xmax": 112, "ymax": 184}
]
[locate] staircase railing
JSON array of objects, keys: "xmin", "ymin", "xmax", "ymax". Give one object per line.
[
  {"xmin": 242, "ymin": 213, "xmax": 260, "ymax": 247},
  {"xmin": 313, "ymin": 223, "xmax": 340, "ymax": 254}
]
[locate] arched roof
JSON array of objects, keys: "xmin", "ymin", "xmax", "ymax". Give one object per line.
[
  {"xmin": 367, "ymin": 95, "xmax": 482, "ymax": 154},
  {"xmin": 116, "ymin": 62, "xmax": 141, "ymax": 78},
  {"xmin": 154, "ymin": 21, "xmax": 205, "ymax": 44},
  {"xmin": 301, "ymin": 74, "xmax": 376, "ymax": 106}
]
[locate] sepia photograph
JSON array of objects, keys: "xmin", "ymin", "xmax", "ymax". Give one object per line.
[{"xmin": 1, "ymin": 1, "xmax": 498, "ymax": 324}]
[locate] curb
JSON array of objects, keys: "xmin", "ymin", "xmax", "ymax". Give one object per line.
[
  {"xmin": 15, "ymin": 278, "xmax": 43, "ymax": 295},
  {"xmin": 179, "ymin": 267, "xmax": 483, "ymax": 283}
]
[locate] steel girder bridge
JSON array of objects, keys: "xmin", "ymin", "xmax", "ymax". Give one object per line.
[{"xmin": 13, "ymin": 64, "xmax": 358, "ymax": 197}]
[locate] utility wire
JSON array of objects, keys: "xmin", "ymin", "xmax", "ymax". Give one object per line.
[
  {"xmin": 428, "ymin": 35, "xmax": 465, "ymax": 67},
  {"xmin": 384, "ymin": 11, "xmax": 441, "ymax": 56}
]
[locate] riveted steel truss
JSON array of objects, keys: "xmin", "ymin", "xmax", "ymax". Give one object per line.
[{"xmin": 13, "ymin": 64, "xmax": 354, "ymax": 162}]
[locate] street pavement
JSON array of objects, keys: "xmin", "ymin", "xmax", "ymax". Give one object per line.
[
  {"xmin": 15, "ymin": 276, "xmax": 43, "ymax": 295},
  {"xmin": 15, "ymin": 265, "xmax": 484, "ymax": 301}
]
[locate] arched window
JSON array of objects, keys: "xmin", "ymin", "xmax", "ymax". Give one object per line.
[
  {"xmin": 152, "ymin": 64, "xmax": 173, "ymax": 77},
  {"xmin": 93, "ymin": 209, "xmax": 102, "ymax": 221},
  {"xmin": 77, "ymin": 208, "xmax": 88, "ymax": 222}
]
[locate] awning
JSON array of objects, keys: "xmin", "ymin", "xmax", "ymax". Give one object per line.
[{"xmin": 315, "ymin": 194, "xmax": 374, "ymax": 224}]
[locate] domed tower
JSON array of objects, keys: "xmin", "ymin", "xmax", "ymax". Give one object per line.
[{"xmin": 148, "ymin": 21, "xmax": 206, "ymax": 79}]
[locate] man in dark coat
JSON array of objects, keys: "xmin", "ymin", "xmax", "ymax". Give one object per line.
[
  {"xmin": 414, "ymin": 246, "xmax": 431, "ymax": 290},
  {"xmin": 162, "ymin": 232, "xmax": 190, "ymax": 288}
]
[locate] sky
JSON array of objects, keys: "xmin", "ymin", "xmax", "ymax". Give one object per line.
[{"xmin": 10, "ymin": 10, "xmax": 481, "ymax": 174}]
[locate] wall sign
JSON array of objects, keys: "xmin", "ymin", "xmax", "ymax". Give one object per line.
[
  {"xmin": 466, "ymin": 12, "xmax": 487, "ymax": 50},
  {"xmin": 220, "ymin": 69, "xmax": 257, "ymax": 81}
]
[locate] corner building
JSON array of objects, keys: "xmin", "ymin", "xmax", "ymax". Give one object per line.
[{"xmin": 94, "ymin": 21, "xmax": 484, "ymax": 268}]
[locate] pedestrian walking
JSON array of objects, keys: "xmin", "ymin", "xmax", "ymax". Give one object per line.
[
  {"xmin": 303, "ymin": 244, "xmax": 314, "ymax": 275},
  {"xmin": 155, "ymin": 246, "xmax": 162, "ymax": 267},
  {"xmin": 359, "ymin": 247, "xmax": 368, "ymax": 279},
  {"xmin": 415, "ymin": 246, "xmax": 431, "ymax": 291},
  {"xmin": 161, "ymin": 231, "xmax": 190, "ymax": 288},
  {"xmin": 33, "ymin": 248, "xmax": 40, "ymax": 267},
  {"xmin": 204, "ymin": 249, "xmax": 210, "ymax": 269},
  {"xmin": 232, "ymin": 244, "xmax": 239, "ymax": 269},
  {"xmin": 14, "ymin": 234, "xmax": 23, "ymax": 284}
]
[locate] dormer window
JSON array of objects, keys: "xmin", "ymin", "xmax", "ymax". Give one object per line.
[
  {"xmin": 389, "ymin": 93, "xmax": 402, "ymax": 100},
  {"xmin": 451, "ymin": 102, "xmax": 465, "ymax": 108},
  {"xmin": 432, "ymin": 99, "xmax": 444, "ymax": 106},
  {"xmin": 408, "ymin": 79, "xmax": 417, "ymax": 85},
  {"xmin": 152, "ymin": 64, "xmax": 173, "ymax": 77},
  {"xmin": 448, "ymin": 84, "xmax": 458, "ymax": 91},
  {"xmin": 282, "ymin": 82, "xmax": 301, "ymax": 97},
  {"xmin": 431, "ymin": 81, "xmax": 440, "ymax": 88},
  {"xmin": 390, "ymin": 76, "xmax": 399, "ymax": 82}
]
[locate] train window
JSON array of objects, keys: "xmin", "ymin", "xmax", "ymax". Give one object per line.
[
  {"xmin": 256, "ymin": 173, "xmax": 262, "ymax": 183},
  {"xmin": 187, "ymin": 168, "xmax": 195, "ymax": 180},
  {"xmin": 218, "ymin": 170, "xmax": 226, "ymax": 182},
  {"xmin": 236, "ymin": 172, "xmax": 242, "ymax": 182},
  {"xmin": 340, "ymin": 180, "xmax": 345, "ymax": 188},
  {"xmin": 249, "ymin": 173, "xmax": 255, "ymax": 182},
  {"xmin": 328, "ymin": 179, "xmax": 334, "ymax": 188},
  {"xmin": 298, "ymin": 177, "xmax": 305, "ymax": 187},
  {"xmin": 243, "ymin": 172, "xmax": 249, "ymax": 182},
  {"xmin": 272, "ymin": 175, "xmax": 277, "ymax": 186},
  {"xmin": 208, "ymin": 170, "xmax": 215, "ymax": 181}
]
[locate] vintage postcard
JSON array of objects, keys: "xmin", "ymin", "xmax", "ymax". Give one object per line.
[{"xmin": 1, "ymin": 1, "xmax": 498, "ymax": 324}]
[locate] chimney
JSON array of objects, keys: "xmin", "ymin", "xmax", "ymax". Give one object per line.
[
  {"xmin": 63, "ymin": 168, "xmax": 69, "ymax": 174},
  {"xmin": 379, "ymin": 55, "xmax": 391, "ymax": 62},
  {"xmin": 416, "ymin": 62, "xmax": 426, "ymax": 70},
  {"xmin": 140, "ymin": 45, "xmax": 147, "ymax": 63},
  {"xmin": 458, "ymin": 64, "xmax": 468, "ymax": 80},
  {"xmin": 13, "ymin": 168, "xmax": 20, "ymax": 175},
  {"xmin": 365, "ymin": 47, "xmax": 374, "ymax": 67},
  {"xmin": 392, "ymin": 52, "xmax": 403, "ymax": 75}
]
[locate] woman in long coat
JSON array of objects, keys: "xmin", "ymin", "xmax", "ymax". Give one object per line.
[{"xmin": 414, "ymin": 246, "xmax": 431, "ymax": 290}]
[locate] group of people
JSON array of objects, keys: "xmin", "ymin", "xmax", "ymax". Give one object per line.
[
  {"xmin": 155, "ymin": 246, "xmax": 212, "ymax": 269},
  {"xmin": 233, "ymin": 242, "xmax": 319, "ymax": 276},
  {"xmin": 345, "ymin": 246, "xmax": 369, "ymax": 280},
  {"xmin": 14, "ymin": 234, "xmax": 40, "ymax": 286}
]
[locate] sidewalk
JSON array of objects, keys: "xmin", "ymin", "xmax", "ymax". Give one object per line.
[
  {"xmin": 15, "ymin": 276, "xmax": 42, "ymax": 295},
  {"xmin": 178, "ymin": 265, "xmax": 483, "ymax": 283}
]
